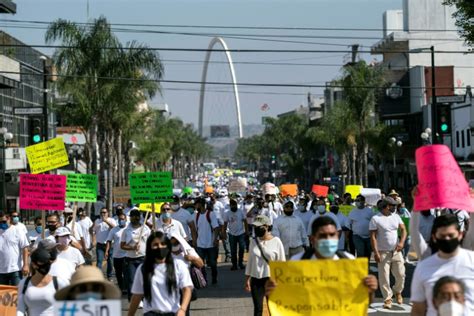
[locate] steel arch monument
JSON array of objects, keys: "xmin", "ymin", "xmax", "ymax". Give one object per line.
[{"xmin": 198, "ymin": 37, "xmax": 243, "ymax": 138}]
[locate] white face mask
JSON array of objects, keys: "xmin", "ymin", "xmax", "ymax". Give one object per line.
[
  {"xmin": 438, "ymin": 300, "xmax": 464, "ymax": 316},
  {"xmin": 172, "ymin": 245, "xmax": 181, "ymax": 252},
  {"xmin": 171, "ymin": 204, "xmax": 179, "ymax": 211}
]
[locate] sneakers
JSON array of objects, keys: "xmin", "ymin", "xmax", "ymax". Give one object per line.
[
  {"xmin": 383, "ymin": 299, "xmax": 392, "ymax": 309},
  {"xmin": 395, "ymin": 293, "xmax": 403, "ymax": 304}
]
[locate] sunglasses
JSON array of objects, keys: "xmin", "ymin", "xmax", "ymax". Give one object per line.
[
  {"xmin": 100, "ymin": 212, "xmax": 108, "ymax": 214},
  {"xmin": 162, "ymin": 208, "xmax": 171, "ymax": 211}
]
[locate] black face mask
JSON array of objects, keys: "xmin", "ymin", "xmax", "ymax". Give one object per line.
[
  {"xmin": 35, "ymin": 262, "xmax": 52, "ymax": 275},
  {"xmin": 255, "ymin": 226, "xmax": 267, "ymax": 238},
  {"xmin": 284, "ymin": 211, "xmax": 294, "ymax": 216},
  {"xmin": 152, "ymin": 247, "xmax": 170, "ymax": 260},
  {"xmin": 436, "ymin": 238, "xmax": 460, "ymax": 254},
  {"xmin": 47, "ymin": 225, "xmax": 57, "ymax": 232},
  {"xmin": 230, "ymin": 206, "xmax": 238, "ymax": 212},
  {"xmin": 421, "ymin": 210, "xmax": 431, "ymax": 217}
]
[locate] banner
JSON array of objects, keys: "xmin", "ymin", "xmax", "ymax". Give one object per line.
[
  {"xmin": 20, "ymin": 174, "xmax": 66, "ymax": 210},
  {"xmin": 129, "ymin": 172, "xmax": 173, "ymax": 204},
  {"xmin": 55, "ymin": 300, "xmax": 121, "ymax": 316},
  {"xmin": 262, "ymin": 182, "xmax": 277, "ymax": 195},
  {"xmin": 345, "ymin": 185, "xmax": 363, "ymax": 199},
  {"xmin": 25, "ymin": 137, "xmax": 69, "ymax": 174},
  {"xmin": 414, "ymin": 145, "xmax": 473, "ymax": 211},
  {"xmin": 312, "ymin": 185, "xmax": 329, "ymax": 197},
  {"xmin": 113, "ymin": 186, "xmax": 131, "ymax": 204},
  {"xmin": 280, "ymin": 184, "xmax": 298, "ymax": 197},
  {"xmin": 228, "ymin": 178, "xmax": 248, "ymax": 193},
  {"xmin": 268, "ymin": 258, "xmax": 368, "ymax": 316},
  {"xmin": 66, "ymin": 174, "xmax": 97, "ymax": 202},
  {"xmin": 138, "ymin": 203, "xmax": 164, "ymax": 212},
  {"xmin": 360, "ymin": 188, "xmax": 381, "ymax": 206},
  {"xmin": 0, "ymin": 286, "xmax": 17, "ymax": 316}
]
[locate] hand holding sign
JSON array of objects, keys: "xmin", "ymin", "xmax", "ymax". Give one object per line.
[{"xmin": 414, "ymin": 145, "xmax": 473, "ymax": 212}]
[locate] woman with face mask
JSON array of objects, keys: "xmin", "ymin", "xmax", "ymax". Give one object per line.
[
  {"xmin": 55, "ymin": 227, "xmax": 85, "ymax": 268},
  {"xmin": 17, "ymin": 247, "xmax": 69, "ymax": 316},
  {"xmin": 432, "ymin": 276, "xmax": 466, "ymax": 316},
  {"xmin": 244, "ymin": 215, "xmax": 285, "ymax": 316},
  {"xmin": 128, "ymin": 231, "xmax": 193, "ymax": 316}
]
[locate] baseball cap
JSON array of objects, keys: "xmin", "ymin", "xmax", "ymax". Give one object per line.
[
  {"xmin": 253, "ymin": 215, "xmax": 271, "ymax": 227},
  {"xmin": 54, "ymin": 226, "xmax": 71, "ymax": 237},
  {"xmin": 383, "ymin": 197, "xmax": 400, "ymax": 206}
]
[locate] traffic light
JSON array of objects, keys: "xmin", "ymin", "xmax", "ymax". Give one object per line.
[
  {"xmin": 271, "ymin": 154, "xmax": 276, "ymax": 165},
  {"xmin": 437, "ymin": 104, "xmax": 451, "ymax": 135},
  {"xmin": 29, "ymin": 118, "xmax": 42, "ymax": 144}
]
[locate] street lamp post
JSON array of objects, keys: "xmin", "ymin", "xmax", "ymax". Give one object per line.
[
  {"xmin": 39, "ymin": 56, "xmax": 48, "ymax": 142},
  {"xmin": 421, "ymin": 128, "xmax": 433, "ymax": 145},
  {"xmin": 0, "ymin": 127, "xmax": 14, "ymax": 211}
]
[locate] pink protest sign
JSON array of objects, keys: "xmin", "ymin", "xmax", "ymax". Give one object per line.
[
  {"xmin": 19, "ymin": 174, "xmax": 67, "ymax": 210},
  {"xmin": 414, "ymin": 145, "xmax": 473, "ymax": 212}
]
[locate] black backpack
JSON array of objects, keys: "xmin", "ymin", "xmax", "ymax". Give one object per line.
[{"xmin": 22, "ymin": 275, "xmax": 58, "ymax": 294}]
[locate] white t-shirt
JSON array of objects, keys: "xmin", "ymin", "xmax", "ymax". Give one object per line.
[
  {"xmin": 94, "ymin": 218, "xmax": 117, "ymax": 244},
  {"xmin": 335, "ymin": 212, "xmax": 349, "ymax": 250},
  {"xmin": 27, "ymin": 229, "xmax": 41, "ymax": 244},
  {"xmin": 223, "ymin": 209, "xmax": 246, "ymax": 236},
  {"xmin": 348, "ymin": 207, "xmax": 375, "ymax": 238},
  {"xmin": 107, "ymin": 226, "xmax": 127, "ymax": 259},
  {"xmin": 49, "ymin": 258, "xmax": 76, "ymax": 281},
  {"xmin": 77, "ymin": 216, "xmax": 94, "ymax": 249},
  {"xmin": 268, "ymin": 201, "xmax": 283, "ymax": 217},
  {"xmin": 411, "ymin": 248, "xmax": 474, "ymax": 316},
  {"xmin": 0, "ymin": 226, "xmax": 29, "ymax": 273},
  {"xmin": 172, "ymin": 247, "xmax": 200, "ymax": 267},
  {"xmin": 17, "ymin": 276, "xmax": 69, "ymax": 316},
  {"xmin": 369, "ymin": 212, "xmax": 403, "ymax": 252},
  {"xmin": 65, "ymin": 221, "xmax": 83, "ymax": 241},
  {"xmin": 245, "ymin": 236, "xmax": 286, "ymax": 279},
  {"xmin": 12, "ymin": 222, "xmax": 28, "ymax": 236},
  {"xmin": 152, "ymin": 219, "xmax": 187, "ymax": 240},
  {"xmin": 121, "ymin": 224, "xmax": 151, "ymax": 258},
  {"xmin": 171, "ymin": 208, "xmax": 194, "ymax": 240},
  {"xmin": 131, "ymin": 260, "xmax": 194, "ymax": 313},
  {"xmin": 194, "ymin": 211, "xmax": 219, "ymax": 248},
  {"xmin": 213, "ymin": 200, "xmax": 226, "ymax": 225},
  {"xmin": 57, "ymin": 246, "xmax": 85, "ymax": 267}
]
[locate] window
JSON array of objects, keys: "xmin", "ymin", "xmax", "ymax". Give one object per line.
[
  {"xmin": 462, "ymin": 130, "xmax": 465, "ymax": 148},
  {"xmin": 456, "ymin": 131, "xmax": 460, "ymax": 148}
]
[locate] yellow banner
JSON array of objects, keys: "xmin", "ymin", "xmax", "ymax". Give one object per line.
[
  {"xmin": 138, "ymin": 202, "xmax": 164, "ymax": 212},
  {"xmin": 268, "ymin": 258, "xmax": 369, "ymax": 316},
  {"xmin": 344, "ymin": 185, "xmax": 363, "ymax": 199},
  {"xmin": 25, "ymin": 137, "xmax": 69, "ymax": 174}
]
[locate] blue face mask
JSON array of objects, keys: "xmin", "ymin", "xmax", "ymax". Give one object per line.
[
  {"xmin": 12, "ymin": 217, "xmax": 19, "ymax": 224},
  {"xmin": 316, "ymin": 239, "xmax": 339, "ymax": 258},
  {"xmin": 162, "ymin": 212, "xmax": 172, "ymax": 220},
  {"xmin": 187, "ymin": 208, "xmax": 195, "ymax": 215},
  {"xmin": 0, "ymin": 223, "xmax": 8, "ymax": 230},
  {"xmin": 119, "ymin": 220, "xmax": 126, "ymax": 227},
  {"xmin": 35, "ymin": 226, "xmax": 43, "ymax": 234}
]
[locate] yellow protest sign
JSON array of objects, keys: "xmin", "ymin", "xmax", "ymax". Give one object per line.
[
  {"xmin": 345, "ymin": 185, "xmax": 363, "ymax": 199},
  {"xmin": 25, "ymin": 137, "xmax": 69, "ymax": 174},
  {"xmin": 339, "ymin": 205, "xmax": 355, "ymax": 216},
  {"xmin": 138, "ymin": 203, "xmax": 164, "ymax": 212},
  {"xmin": 269, "ymin": 258, "xmax": 368, "ymax": 316}
]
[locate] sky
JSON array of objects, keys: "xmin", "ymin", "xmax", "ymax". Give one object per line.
[{"xmin": 2, "ymin": 0, "xmax": 402, "ymax": 128}]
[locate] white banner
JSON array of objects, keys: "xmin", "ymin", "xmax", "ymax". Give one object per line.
[{"xmin": 54, "ymin": 300, "xmax": 121, "ymax": 316}]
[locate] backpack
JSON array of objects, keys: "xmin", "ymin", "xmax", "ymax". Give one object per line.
[
  {"xmin": 22, "ymin": 275, "xmax": 58, "ymax": 294},
  {"xmin": 301, "ymin": 248, "xmax": 350, "ymax": 260},
  {"xmin": 190, "ymin": 264, "xmax": 208, "ymax": 289}
]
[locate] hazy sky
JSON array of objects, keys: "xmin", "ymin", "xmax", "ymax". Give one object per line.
[{"xmin": 3, "ymin": 0, "xmax": 402, "ymax": 128}]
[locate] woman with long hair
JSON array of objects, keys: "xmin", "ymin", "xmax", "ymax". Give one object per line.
[{"xmin": 128, "ymin": 231, "xmax": 193, "ymax": 316}]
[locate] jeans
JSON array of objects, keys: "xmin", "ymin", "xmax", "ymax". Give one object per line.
[
  {"xmin": 229, "ymin": 233, "xmax": 245, "ymax": 267},
  {"xmin": 402, "ymin": 236, "xmax": 411, "ymax": 258},
  {"xmin": 113, "ymin": 257, "xmax": 126, "ymax": 293},
  {"xmin": 124, "ymin": 256, "xmax": 145, "ymax": 300},
  {"xmin": 250, "ymin": 277, "xmax": 269, "ymax": 316},
  {"xmin": 352, "ymin": 234, "xmax": 372, "ymax": 258},
  {"xmin": 96, "ymin": 242, "xmax": 113, "ymax": 278},
  {"xmin": 222, "ymin": 238, "xmax": 230, "ymax": 258},
  {"xmin": 196, "ymin": 247, "xmax": 218, "ymax": 283},
  {"xmin": 0, "ymin": 271, "xmax": 21, "ymax": 286}
]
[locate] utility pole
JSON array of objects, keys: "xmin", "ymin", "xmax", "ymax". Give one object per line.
[
  {"xmin": 40, "ymin": 56, "xmax": 49, "ymax": 142},
  {"xmin": 431, "ymin": 46, "xmax": 437, "ymax": 144}
]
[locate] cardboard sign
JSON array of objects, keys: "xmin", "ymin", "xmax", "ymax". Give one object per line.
[
  {"xmin": 280, "ymin": 184, "xmax": 298, "ymax": 197},
  {"xmin": 360, "ymin": 188, "xmax": 382, "ymax": 206},
  {"xmin": 129, "ymin": 172, "xmax": 173, "ymax": 204},
  {"xmin": 19, "ymin": 174, "xmax": 66, "ymax": 210},
  {"xmin": 113, "ymin": 186, "xmax": 131, "ymax": 204},
  {"xmin": 345, "ymin": 185, "xmax": 363, "ymax": 199},
  {"xmin": 268, "ymin": 258, "xmax": 369, "ymax": 315},
  {"xmin": 228, "ymin": 178, "xmax": 248, "ymax": 193},
  {"xmin": 262, "ymin": 182, "xmax": 277, "ymax": 195},
  {"xmin": 138, "ymin": 203, "xmax": 164, "ymax": 212},
  {"xmin": 0, "ymin": 286, "xmax": 17, "ymax": 316},
  {"xmin": 414, "ymin": 145, "xmax": 473, "ymax": 212},
  {"xmin": 66, "ymin": 174, "xmax": 97, "ymax": 202},
  {"xmin": 25, "ymin": 137, "xmax": 70, "ymax": 174},
  {"xmin": 55, "ymin": 300, "xmax": 121, "ymax": 316},
  {"xmin": 312, "ymin": 185, "xmax": 329, "ymax": 197}
]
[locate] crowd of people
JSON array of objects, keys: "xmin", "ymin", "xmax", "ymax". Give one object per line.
[{"xmin": 1, "ymin": 183, "xmax": 474, "ymax": 315}]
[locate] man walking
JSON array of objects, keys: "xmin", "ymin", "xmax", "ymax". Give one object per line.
[
  {"xmin": 223, "ymin": 198, "xmax": 247, "ymax": 270},
  {"xmin": 93, "ymin": 207, "xmax": 116, "ymax": 279},
  {"xmin": 370, "ymin": 197, "xmax": 407, "ymax": 309},
  {"xmin": 349, "ymin": 195, "xmax": 375, "ymax": 258}
]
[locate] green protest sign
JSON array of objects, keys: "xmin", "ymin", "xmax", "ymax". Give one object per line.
[
  {"xmin": 129, "ymin": 172, "xmax": 173, "ymax": 204},
  {"xmin": 66, "ymin": 173, "xmax": 98, "ymax": 202}
]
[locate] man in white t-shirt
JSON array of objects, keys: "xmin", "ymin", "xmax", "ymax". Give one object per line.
[
  {"xmin": 105, "ymin": 213, "xmax": 128, "ymax": 294},
  {"xmin": 149, "ymin": 203, "xmax": 187, "ymax": 240},
  {"xmin": 77, "ymin": 208, "xmax": 93, "ymax": 249},
  {"xmin": 224, "ymin": 199, "xmax": 248, "ymax": 270},
  {"xmin": 121, "ymin": 209, "xmax": 151, "ymax": 300},
  {"xmin": 27, "ymin": 216, "xmax": 43, "ymax": 247},
  {"xmin": 194, "ymin": 197, "xmax": 220, "ymax": 284},
  {"xmin": 330, "ymin": 204, "xmax": 350, "ymax": 251},
  {"xmin": 0, "ymin": 211, "xmax": 29, "ymax": 285},
  {"xmin": 9, "ymin": 210, "xmax": 28, "ymax": 237},
  {"xmin": 93, "ymin": 207, "xmax": 116, "ymax": 279},
  {"xmin": 55, "ymin": 227, "xmax": 85, "ymax": 268},
  {"xmin": 36, "ymin": 239, "xmax": 76, "ymax": 281},
  {"xmin": 411, "ymin": 214, "xmax": 474, "ymax": 316},
  {"xmin": 171, "ymin": 196, "xmax": 197, "ymax": 242},
  {"xmin": 369, "ymin": 197, "xmax": 407, "ymax": 309},
  {"xmin": 348, "ymin": 195, "xmax": 375, "ymax": 258},
  {"xmin": 265, "ymin": 194, "xmax": 283, "ymax": 217}
]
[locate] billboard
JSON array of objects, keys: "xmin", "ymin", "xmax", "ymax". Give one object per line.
[{"xmin": 210, "ymin": 125, "xmax": 230, "ymax": 138}]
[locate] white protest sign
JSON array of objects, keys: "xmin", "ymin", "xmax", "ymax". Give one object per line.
[
  {"xmin": 228, "ymin": 178, "xmax": 248, "ymax": 193},
  {"xmin": 361, "ymin": 188, "xmax": 382, "ymax": 206},
  {"xmin": 261, "ymin": 182, "xmax": 277, "ymax": 195},
  {"xmin": 55, "ymin": 300, "xmax": 121, "ymax": 316}
]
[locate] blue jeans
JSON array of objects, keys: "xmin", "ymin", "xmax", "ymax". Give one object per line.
[
  {"xmin": 96, "ymin": 243, "xmax": 113, "ymax": 278},
  {"xmin": 229, "ymin": 233, "xmax": 245, "ymax": 267},
  {"xmin": 352, "ymin": 235, "xmax": 372, "ymax": 258},
  {"xmin": 197, "ymin": 247, "xmax": 218, "ymax": 283},
  {"xmin": 0, "ymin": 271, "xmax": 21, "ymax": 286},
  {"xmin": 124, "ymin": 256, "xmax": 145, "ymax": 300},
  {"xmin": 402, "ymin": 236, "xmax": 411, "ymax": 258}
]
